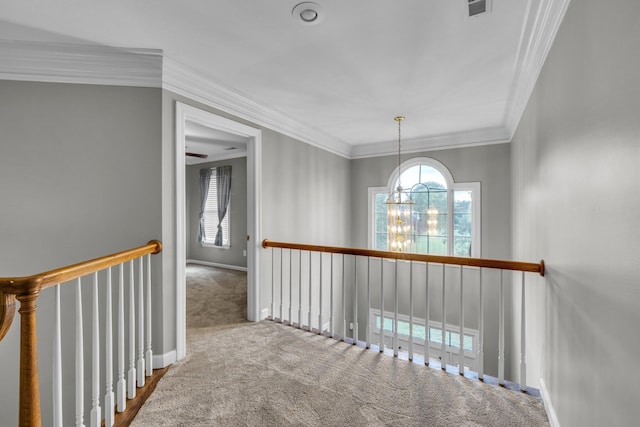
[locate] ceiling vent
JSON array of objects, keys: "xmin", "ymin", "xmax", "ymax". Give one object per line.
[{"xmin": 467, "ymin": 0, "xmax": 491, "ymax": 17}]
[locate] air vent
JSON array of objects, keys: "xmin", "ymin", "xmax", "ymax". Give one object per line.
[{"xmin": 468, "ymin": 0, "xmax": 491, "ymax": 17}]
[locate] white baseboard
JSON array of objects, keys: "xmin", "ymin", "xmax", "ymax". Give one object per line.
[
  {"xmin": 187, "ymin": 259, "xmax": 247, "ymax": 272},
  {"xmin": 153, "ymin": 350, "xmax": 177, "ymax": 368},
  {"xmin": 539, "ymin": 378, "xmax": 560, "ymax": 427}
]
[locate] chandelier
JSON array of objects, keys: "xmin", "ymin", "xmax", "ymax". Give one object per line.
[{"xmin": 386, "ymin": 116, "xmax": 415, "ymax": 253}]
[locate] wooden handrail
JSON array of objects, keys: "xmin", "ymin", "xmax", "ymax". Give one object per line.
[
  {"xmin": 0, "ymin": 240, "xmax": 163, "ymax": 296},
  {"xmin": 262, "ymin": 239, "xmax": 545, "ymax": 277},
  {"xmin": 0, "ymin": 240, "xmax": 163, "ymax": 427}
]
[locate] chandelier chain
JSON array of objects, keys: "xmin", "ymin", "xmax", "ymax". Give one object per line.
[{"xmin": 395, "ymin": 116, "xmax": 405, "ymax": 190}]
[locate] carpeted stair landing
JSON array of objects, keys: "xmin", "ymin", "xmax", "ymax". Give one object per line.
[{"xmin": 132, "ymin": 264, "xmax": 549, "ymax": 426}]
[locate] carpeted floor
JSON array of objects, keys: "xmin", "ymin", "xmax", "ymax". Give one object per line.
[{"xmin": 132, "ymin": 264, "xmax": 549, "ymax": 426}]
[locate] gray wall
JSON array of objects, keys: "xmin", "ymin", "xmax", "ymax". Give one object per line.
[
  {"xmin": 350, "ymin": 144, "xmax": 512, "ymax": 377},
  {"xmin": 0, "ymin": 81, "xmax": 162, "ymax": 425},
  {"xmin": 260, "ymin": 129, "xmax": 352, "ymax": 312},
  {"xmin": 186, "ymin": 157, "xmax": 248, "ymax": 267},
  {"xmin": 511, "ymin": 0, "xmax": 640, "ymax": 424},
  {"xmin": 162, "ymin": 89, "xmax": 352, "ymax": 332}
]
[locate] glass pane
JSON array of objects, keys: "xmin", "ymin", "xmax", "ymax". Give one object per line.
[
  {"xmin": 374, "ymin": 193, "xmax": 388, "ymax": 249},
  {"xmin": 397, "ymin": 320, "xmax": 410, "ymax": 336},
  {"xmin": 454, "ymin": 190, "xmax": 473, "ymax": 257},
  {"xmin": 409, "ymin": 178, "xmax": 447, "ymax": 256},
  {"xmin": 463, "ymin": 335, "xmax": 473, "ymax": 352},
  {"xmin": 429, "ymin": 327, "xmax": 443, "ymax": 344}
]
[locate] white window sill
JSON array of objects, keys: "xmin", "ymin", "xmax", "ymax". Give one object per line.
[{"xmin": 202, "ymin": 242, "xmax": 231, "ymax": 249}]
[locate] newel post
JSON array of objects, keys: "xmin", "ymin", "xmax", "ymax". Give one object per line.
[{"xmin": 16, "ymin": 280, "xmax": 43, "ymax": 427}]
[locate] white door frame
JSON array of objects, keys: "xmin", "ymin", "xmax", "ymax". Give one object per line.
[{"xmin": 175, "ymin": 102, "xmax": 262, "ymax": 360}]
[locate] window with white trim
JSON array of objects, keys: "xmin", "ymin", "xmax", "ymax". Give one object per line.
[
  {"xmin": 370, "ymin": 309, "xmax": 478, "ymax": 371},
  {"xmin": 368, "ymin": 158, "xmax": 480, "ymax": 257},
  {"xmin": 203, "ymin": 169, "xmax": 230, "ymax": 248}
]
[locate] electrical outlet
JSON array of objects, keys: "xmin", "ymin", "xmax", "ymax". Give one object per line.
[
  {"xmin": 349, "ymin": 322, "xmax": 354, "ymax": 330},
  {"xmin": 243, "ymin": 250, "xmax": 247, "ymax": 257}
]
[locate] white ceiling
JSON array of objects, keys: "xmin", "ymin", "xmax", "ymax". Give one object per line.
[
  {"xmin": 0, "ymin": 0, "xmax": 568, "ymax": 158},
  {"xmin": 185, "ymin": 121, "xmax": 248, "ymax": 165}
]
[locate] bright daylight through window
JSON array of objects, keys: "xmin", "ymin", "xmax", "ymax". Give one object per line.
[{"xmin": 370, "ymin": 158, "xmax": 480, "ymax": 257}]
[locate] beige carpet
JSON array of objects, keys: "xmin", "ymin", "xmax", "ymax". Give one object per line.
[{"xmin": 132, "ymin": 264, "xmax": 549, "ymax": 426}]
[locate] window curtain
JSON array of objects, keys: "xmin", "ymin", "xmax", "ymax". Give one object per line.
[
  {"xmin": 197, "ymin": 168, "xmax": 213, "ymax": 244},
  {"xmin": 214, "ymin": 165, "xmax": 232, "ymax": 246}
]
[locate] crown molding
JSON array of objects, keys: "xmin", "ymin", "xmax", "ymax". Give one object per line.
[
  {"xmin": 0, "ymin": 20, "xmax": 571, "ymax": 161},
  {"xmin": 349, "ymin": 126, "xmax": 510, "ymax": 159},
  {"xmin": 0, "ymin": 40, "xmax": 162, "ymax": 87},
  {"xmin": 162, "ymin": 57, "xmax": 352, "ymax": 159},
  {"xmin": 503, "ymin": 0, "xmax": 572, "ymax": 138}
]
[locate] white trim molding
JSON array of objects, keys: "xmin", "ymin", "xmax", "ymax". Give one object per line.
[
  {"xmin": 175, "ymin": 102, "xmax": 262, "ymax": 361},
  {"xmin": 186, "ymin": 259, "xmax": 248, "ymax": 272},
  {"xmin": 152, "ymin": 350, "xmax": 177, "ymax": 369},
  {"xmin": 163, "ymin": 57, "xmax": 351, "ymax": 159},
  {"xmin": 0, "ymin": 4, "xmax": 572, "ymax": 161},
  {"xmin": 351, "ymin": 127, "xmax": 511, "ymax": 159},
  {"xmin": 504, "ymin": 0, "xmax": 572, "ymax": 137},
  {"xmin": 0, "ymin": 40, "xmax": 162, "ymax": 87},
  {"xmin": 539, "ymin": 378, "xmax": 561, "ymax": 427}
]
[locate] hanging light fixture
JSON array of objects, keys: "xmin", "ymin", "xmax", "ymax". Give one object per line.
[
  {"xmin": 386, "ymin": 116, "xmax": 415, "ymax": 253},
  {"xmin": 427, "ymin": 207, "xmax": 438, "ymax": 236}
]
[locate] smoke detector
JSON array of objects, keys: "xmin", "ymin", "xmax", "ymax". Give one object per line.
[{"xmin": 292, "ymin": 2, "xmax": 324, "ymax": 25}]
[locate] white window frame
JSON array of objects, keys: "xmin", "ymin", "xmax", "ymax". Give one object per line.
[
  {"xmin": 369, "ymin": 309, "xmax": 478, "ymax": 371},
  {"xmin": 202, "ymin": 168, "xmax": 231, "ymax": 249},
  {"xmin": 368, "ymin": 157, "xmax": 481, "ymax": 257}
]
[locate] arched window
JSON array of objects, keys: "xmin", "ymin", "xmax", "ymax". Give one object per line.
[{"xmin": 368, "ymin": 157, "xmax": 480, "ymax": 257}]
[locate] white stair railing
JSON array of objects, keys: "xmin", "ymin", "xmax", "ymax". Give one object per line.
[
  {"xmin": 262, "ymin": 239, "xmax": 544, "ymax": 392},
  {"xmin": 0, "ymin": 240, "xmax": 162, "ymax": 427},
  {"xmin": 75, "ymin": 278, "xmax": 84, "ymax": 427},
  {"xmin": 104, "ymin": 267, "xmax": 115, "ymax": 427},
  {"xmin": 54, "ymin": 248, "xmax": 160, "ymax": 426},
  {"xmin": 116, "ymin": 264, "xmax": 126, "ymax": 413}
]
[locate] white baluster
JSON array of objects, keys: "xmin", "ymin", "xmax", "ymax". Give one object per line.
[
  {"xmin": 380, "ymin": 258, "xmax": 384, "ymax": 353},
  {"xmin": 330, "ymin": 254, "xmax": 334, "ymax": 337},
  {"xmin": 298, "ymin": 251, "xmax": 302, "ymax": 328},
  {"xmin": 128, "ymin": 261, "xmax": 136, "ymax": 399},
  {"xmin": 393, "ymin": 260, "xmax": 398, "ymax": 357},
  {"xmin": 353, "ymin": 256, "xmax": 358, "ymax": 345},
  {"xmin": 280, "ymin": 248, "xmax": 283, "ymax": 322},
  {"xmin": 342, "ymin": 254, "xmax": 346, "ymax": 341},
  {"xmin": 145, "ymin": 255, "xmax": 153, "ymax": 377},
  {"xmin": 308, "ymin": 251, "xmax": 312, "ymax": 331},
  {"xmin": 366, "ymin": 257, "xmax": 370, "ymax": 349},
  {"xmin": 289, "ymin": 249, "xmax": 293, "ymax": 324},
  {"xmin": 75, "ymin": 278, "xmax": 85, "ymax": 427},
  {"xmin": 459, "ymin": 266, "xmax": 464, "ymax": 376},
  {"xmin": 520, "ymin": 271, "xmax": 527, "ymax": 392},
  {"xmin": 105, "ymin": 268, "xmax": 115, "ymax": 426},
  {"xmin": 478, "ymin": 269, "xmax": 484, "ymax": 380},
  {"xmin": 137, "ymin": 257, "xmax": 145, "ymax": 387},
  {"xmin": 498, "ymin": 270, "xmax": 505, "ymax": 386},
  {"xmin": 53, "ymin": 285, "xmax": 63, "ymax": 427},
  {"xmin": 270, "ymin": 248, "xmax": 274, "ymax": 319},
  {"xmin": 409, "ymin": 261, "xmax": 414, "ymax": 361},
  {"xmin": 90, "ymin": 272, "xmax": 101, "ymax": 427},
  {"xmin": 318, "ymin": 253, "xmax": 323, "ymax": 334},
  {"xmin": 425, "ymin": 262, "xmax": 430, "ymax": 366},
  {"xmin": 441, "ymin": 265, "xmax": 446, "ymax": 371},
  {"xmin": 117, "ymin": 264, "xmax": 126, "ymax": 412}
]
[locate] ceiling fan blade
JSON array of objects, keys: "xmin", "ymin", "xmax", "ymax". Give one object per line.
[{"xmin": 186, "ymin": 152, "xmax": 208, "ymax": 159}]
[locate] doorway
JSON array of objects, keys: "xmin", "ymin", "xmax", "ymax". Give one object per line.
[{"xmin": 175, "ymin": 102, "xmax": 262, "ymax": 360}]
